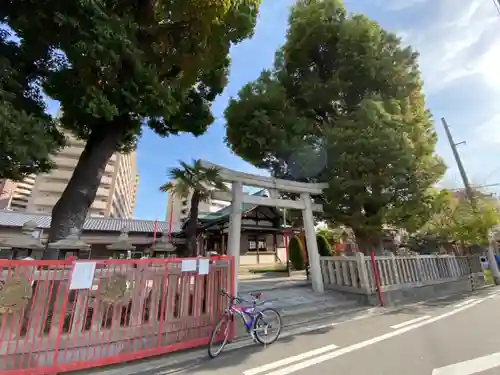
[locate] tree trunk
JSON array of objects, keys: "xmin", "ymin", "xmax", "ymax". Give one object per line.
[
  {"xmin": 354, "ymin": 231, "xmax": 385, "ymax": 256},
  {"xmin": 185, "ymin": 191, "xmax": 200, "ymax": 257},
  {"xmin": 43, "ymin": 122, "xmax": 125, "ymax": 259}
]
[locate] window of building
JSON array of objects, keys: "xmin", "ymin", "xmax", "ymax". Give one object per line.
[
  {"xmin": 248, "ymin": 237, "xmax": 267, "ymax": 252},
  {"xmin": 248, "ymin": 238, "xmax": 257, "ymax": 251},
  {"xmin": 258, "ymin": 239, "xmax": 267, "ymax": 251}
]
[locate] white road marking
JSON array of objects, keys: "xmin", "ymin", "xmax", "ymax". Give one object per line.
[
  {"xmin": 390, "ymin": 316, "xmax": 431, "ymax": 329},
  {"xmin": 454, "ymin": 298, "xmax": 478, "ymax": 308},
  {"xmin": 432, "ymin": 351, "xmax": 500, "ymax": 375},
  {"xmin": 245, "ymin": 294, "xmax": 496, "ymax": 375},
  {"xmin": 242, "ymin": 344, "xmax": 339, "ymax": 375}
]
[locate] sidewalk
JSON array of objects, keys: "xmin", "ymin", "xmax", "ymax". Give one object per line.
[
  {"xmin": 74, "ymin": 276, "xmax": 367, "ymax": 375},
  {"xmin": 238, "ymin": 278, "xmax": 361, "ymax": 321},
  {"xmin": 76, "ymin": 300, "xmax": 372, "ymax": 375}
]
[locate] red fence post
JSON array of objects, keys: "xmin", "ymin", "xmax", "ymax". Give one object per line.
[
  {"xmin": 370, "ymin": 252, "xmax": 384, "ymax": 307},
  {"xmin": 0, "ymin": 256, "xmax": 236, "ymax": 375}
]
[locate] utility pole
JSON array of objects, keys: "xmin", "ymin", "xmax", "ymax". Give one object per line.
[
  {"xmin": 441, "ymin": 117, "xmax": 500, "ymax": 284},
  {"xmin": 441, "ymin": 118, "xmax": 476, "ymax": 208}
]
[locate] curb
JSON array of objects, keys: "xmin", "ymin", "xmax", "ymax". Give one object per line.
[
  {"xmin": 239, "ymin": 280, "xmax": 311, "ymax": 293},
  {"xmin": 77, "ymin": 304, "xmax": 374, "ymax": 375},
  {"xmin": 75, "ymin": 286, "xmax": 499, "ymax": 375}
]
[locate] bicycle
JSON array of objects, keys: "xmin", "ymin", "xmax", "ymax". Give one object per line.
[{"xmin": 207, "ymin": 289, "xmax": 282, "ymax": 358}]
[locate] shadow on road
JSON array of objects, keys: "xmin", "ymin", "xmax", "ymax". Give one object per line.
[
  {"xmin": 382, "ymin": 287, "xmax": 497, "ymax": 316},
  {"xmin": 139, "ymin": 325, "xmax": 334, "ymax": 375}
]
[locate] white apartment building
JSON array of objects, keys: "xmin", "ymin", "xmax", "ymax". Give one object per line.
[
  {"xmin": 9, "ymin": 175, "xmax": 36, "ymax": 211},
  {"xmin": 3, "ymin": 134, "xmax": 139, "ymax": 218},
  {"xmin": 165, "ymin": 182, "xmax": 230, "ymax": 228}
]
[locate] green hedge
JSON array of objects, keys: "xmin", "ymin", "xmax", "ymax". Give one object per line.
[
  {"xmin": 289, "ymin": 236, "xmax": 305, "ymax": 270},
  {"xmin": 316, "ymin": 234, "xmax": 332, "ymax": 256}
]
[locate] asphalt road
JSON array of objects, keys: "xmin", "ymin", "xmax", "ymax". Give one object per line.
[{"xmin": 147, "ymin": 288, "xmax": 500, "ymax": 375}]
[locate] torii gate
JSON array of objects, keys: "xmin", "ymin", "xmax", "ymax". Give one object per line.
[{"xmin": 201, "ymin": 160, "xmax": 328, "ymax": 294}]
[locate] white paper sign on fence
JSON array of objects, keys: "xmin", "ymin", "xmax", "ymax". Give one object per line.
[
  {"xmin": 181, "ymin": 259, "xmax": 197, "ymax": 272},
  {"xmin": 69, "ymin": 262, "xmax": 97, "ymax": 290},
  {"xmin": 198, "ymin": 259, "xmax": 210, "ymax": 275}
]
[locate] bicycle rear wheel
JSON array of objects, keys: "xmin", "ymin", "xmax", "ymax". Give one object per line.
[
  {"xmin": 253, "ymin": 308, "xmax": 282, "ymax": 345},
  {"xmin": 208, "ymin": 315, "xmax": 231, "ymax": 358}
]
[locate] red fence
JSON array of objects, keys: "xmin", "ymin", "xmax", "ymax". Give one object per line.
[{"xmin": 0, "ymin": 256, "xmax": 234, "ymax": 374}]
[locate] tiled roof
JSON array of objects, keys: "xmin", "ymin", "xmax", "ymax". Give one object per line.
[
  {"xmin": 201, "ymin": 188, "xmax": 270, "ymax": 221},
  {"xmin": 0, "ymin": 211, "xmax": 181, "ymax": 233},
  {"xmin": 190, "ymin": 189, "xmax": 282, "ymax": 231}
]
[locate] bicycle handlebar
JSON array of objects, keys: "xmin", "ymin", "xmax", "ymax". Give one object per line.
[{"xmin": 219, "ymin": 289, "xmax": 261, "ymax": 305}]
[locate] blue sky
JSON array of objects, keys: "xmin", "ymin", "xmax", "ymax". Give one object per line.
[{"xmin": 46, "ymin": 0, "xmax": 500, "ymax": 220}]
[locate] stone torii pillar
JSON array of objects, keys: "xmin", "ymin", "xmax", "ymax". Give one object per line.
[
  {"xmin": 203, "ymin": 160, "xmax": 328, "ymax": 294},
  {"xmin": 227, "ymin": 182, "xmax": 243, "ymax": 295}
]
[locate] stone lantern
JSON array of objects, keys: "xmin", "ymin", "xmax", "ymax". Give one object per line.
[
  {"xmin": 2, "ymin": 220, "xmax": 44, "ymax": 259},
  {"xmin": 149, "ymin": 229, "xmax": 176, "ymax": 258},
  {"xmin": 48, "ymin": 227, "xmax": 91, "ymax": 259},
  {"xmin": 106, "ymin": 227, "xmax": 136, "ymax": 259}
]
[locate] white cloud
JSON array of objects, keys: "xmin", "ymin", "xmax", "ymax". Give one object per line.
[
  {"xmin": 476, "ymin": 114, "xmax": 500, "ymax": 144},
  {"xmin": 373, "ymin": 0, "xmax": 500, "ymax": 186},
  {"xmin": 400, "ymin": 0, "xmax": 500, "ymax": 93},
  {"xmin": 377, "ymin": 0, "xmax": 430, "ymax": 11}
]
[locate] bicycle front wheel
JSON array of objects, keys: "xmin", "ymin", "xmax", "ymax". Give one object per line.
[
  {"xmin": 208, "ymin": 315, "xmax": 231, "ymax": 358},
  {"xmin": 253, "ymin": 308, "xmax": 282, "ymax": 345}
]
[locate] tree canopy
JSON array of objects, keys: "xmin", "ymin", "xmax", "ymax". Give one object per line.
[
  {"xmin": 2, "ymin": 0, "xmax": 261, "ymax": 251},
  {"xmin": 160, "ymin": 159, "xmax": 226, "ymax": 257},
  {"xmin": 0, "ymin": 28, "xmax": 64, "ymax": 181},
  {"xmin": 224, "ymin": 0, "xmax": 445, "ymax": 252},
  {"xmin": 408, "ymin": 189, "xmax": 500, "ymax": 253}
]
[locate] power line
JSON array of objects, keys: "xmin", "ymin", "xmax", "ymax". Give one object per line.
[{"xmin": 448, "ymin": 183, "xmax": 500, "ymax": 191}]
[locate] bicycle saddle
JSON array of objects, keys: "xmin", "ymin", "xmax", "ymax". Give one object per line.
[{"xmin": 250, "ymin": 292, "xmax": 262, "ymax": 299}]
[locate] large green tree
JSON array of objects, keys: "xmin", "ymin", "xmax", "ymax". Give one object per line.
[
  {"xmin": 2, "ymin": 0, "xmax": 260, "ymax": 257},
  {"xmin": 224, "ymin": 0, "xmax": 445, "ymax": 253},
  {"xmin": 0, "ymin": 28, "xmax": 64, "ymax": 180}
]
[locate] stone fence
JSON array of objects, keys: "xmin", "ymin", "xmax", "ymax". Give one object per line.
[{"xmin": 320, "ymin": 254, "xmax": 485, "ymax": 305}]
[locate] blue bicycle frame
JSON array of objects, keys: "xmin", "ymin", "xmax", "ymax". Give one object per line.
[
  {"xmin": 221, "ymin": 291, "xmax": 266, "ymax": 332},
  {"xmin": 229, "ymin": 301, "xmax": 259, "ymax": 331}
]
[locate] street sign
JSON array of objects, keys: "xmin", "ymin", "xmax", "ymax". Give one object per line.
[{"xmin": 432, "ymin": 352, "xmax": 500, "ymax": 374}]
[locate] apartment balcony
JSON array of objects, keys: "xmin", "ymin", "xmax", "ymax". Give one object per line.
[
  {"xmin": 32, "ymin": 196, "xmax": 61, "ymax": 207},
  {"xmin": 32, "ymin": 195, "xmax": 108, "ymax": 211},
  {"xmin": 52, "ymin": 156, "xmax": 115, "ymax": 174},
  {"xmin": 38, "ymin": 182, "xmax": 66, "ymax": 194},
  {"xmin": 37, "ymin": 182, "xmax": 108, "ymax": 199},
  {"xmin": 47, "ymin": 169, "xmax": 113, "ymax": 186},
  {"xmin": 59, "ymin": 146, "xmax": 83, "ymax": 159},
  {"xmin": 90, "ymin": 199, "xmax": 108, "ymax": 211},
  {"xmin": 53, "ymin": 156, "xmax": 78, "ymax": 169},
  {"xmin": 48, "ymin": 170, "xmax": 73, "ymax": 181}
]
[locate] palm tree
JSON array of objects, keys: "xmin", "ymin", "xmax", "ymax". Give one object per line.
[{"xmin": 160, "ymin": 159, "xmax": 226, "ymax": 257}]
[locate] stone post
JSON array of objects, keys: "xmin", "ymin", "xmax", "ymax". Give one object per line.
[
  {"xmin": 355, "ymin": 252, "xmax": 371, "ymax": 294},
  {"xmin": 390, "ymin": 253, "xmax": 401, "ymax": 286},
  {"xmin": 48, "ymin": 227, "xmax": 90, "ymax": 259},
  {"xmin": 106, "ymin": 227, "xmax": 136, "ymax": 255},
  {"xmin": 300, "ymin": 192, "xmax": 324, "ymax": 293},
  {"xmin": 487, "ymin": 228, "xmax": 500, "ymax": 285},
  {"xmin": 3, "ymin": 220, "xmax": 44, "ymax": 259},
  {"xmin": 227, "ymin": 181, "xmax": 243, "ymax": 295},
  {"xmin": 148, "ymin": 229, "xmax": 176, "ymax": 258}
]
